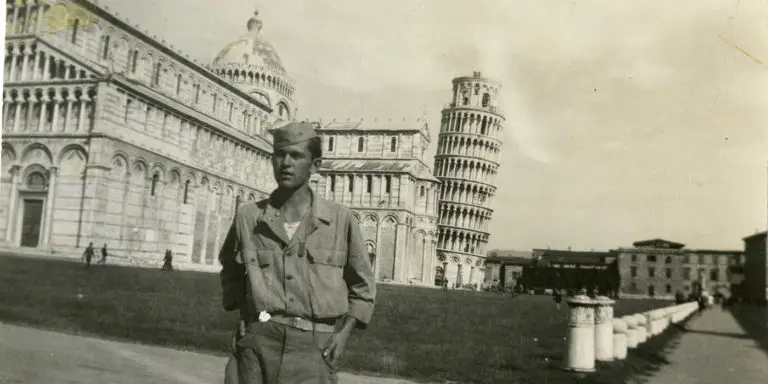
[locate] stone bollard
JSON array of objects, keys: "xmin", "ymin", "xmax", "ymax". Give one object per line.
[
  {"xmin": 612, "ymin": 318, "xmax": 628, "ymax": 360},
  {"xmin": 634, "ymin": 314, "xmax": 647, "ymax": 344},
  {"xmin": 624, "ymin": 315, "xmax": 638, "ymax": 348},
  {"xmin": 563, "ymin": 294, "xmax": 598, "ymax": 372},
  {"xmin": 594, "ymin": 295, "xmax": 615, "ymax": 362}
]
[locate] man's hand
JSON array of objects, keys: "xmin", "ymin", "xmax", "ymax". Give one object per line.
[
  {"xmin": 231, "ymin": 319, "xmax": 246, "ymax": 354},
  {"xmin": 321, "ymin": 316, "xmax": 357, "ymax": 367},
  {"xmin": 321, "ymin": 330, "xmax": 351, "ymax": 367}
]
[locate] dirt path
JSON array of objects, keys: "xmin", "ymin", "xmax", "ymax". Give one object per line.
[{"xmin": 0, "ymin": 322, "xmax": 422, "ymax": 384}]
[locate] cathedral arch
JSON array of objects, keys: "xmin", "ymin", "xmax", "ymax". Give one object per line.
[
  {"xmin": 109, "ymin": 154, "xmax": 128, "ymax": 179},
  {"xmin": 381, "ymin": 215, "xmax": 398, "ymax": 226},
  {"xmin": 20, "ymin": 143, "xmax": 53, "ymax": 167},
  {"xmin": 2, "ymin": 143, "xmax": 17, "ymax": 173},
  {"xmin": 149, "ymin": 163, "xmax": 166, "ymax": 181}
]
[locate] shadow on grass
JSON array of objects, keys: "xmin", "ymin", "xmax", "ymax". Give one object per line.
[
  {"xmin": 0, "ymin": 253, "xmax": 686, "ymax": 384},
  {"xmin": 726, "ymin": 304, "xmax": 768, "ymax": 359}
]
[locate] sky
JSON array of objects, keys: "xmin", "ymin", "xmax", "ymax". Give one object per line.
[{"xmin": 99, "ymin": 0, "xmax": 768, "ymax": 252}]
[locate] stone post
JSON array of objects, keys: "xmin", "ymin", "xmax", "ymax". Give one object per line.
[
  {"xmin": 634, "ymin": 314, "xmax": 647, "ymax": 344},
  {"xmin": 594, "ymin": 295, "xmax": 615, "ymax": 362},
  {"xmin": 563, "ymin": 294, "xmax": 598, "ymax": 372},
  {"xmin": 612, "ymin": 318, "xmax": 628, "ymax": 360},
  {"xmin": 624, "ymin": 315, "xmax": 638, "ymax": 348}
]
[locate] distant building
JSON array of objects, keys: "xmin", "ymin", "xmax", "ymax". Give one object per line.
[
  {"xmin": 519, "ymin": 249, "xmax": 619, "ymax": 296},
  {"xmin": 616, "ymin": 239, "xmax": 743, "ymax": 299},
  {"xmin": 742, "ymin": 231, "xmax": 767, "ymax": 304},
  {"xmin": 309, "ymin": 119, "xmax": 440, "ymax": 286},
  {"xmin": 484, "ymin": 249, "xmax": 534, "ymax": 289}
]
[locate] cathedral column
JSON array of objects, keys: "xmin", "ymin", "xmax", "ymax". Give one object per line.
[
  {"xmin": 42, "ymin": 54, "xmax": 51, "ymax": 80},
  {"xmin": 78, "ymin": 94, "xmax": 90, "ymax": 131},
  {"xmin": 421, "ymin": 235, "xmax": 429, "ymax": 284},
  {"xmin": 12, "ymin": 95, "xmax": 23, "ymax": 132},
  {"xmin": 35, "ymin": 2, "xmax": 44, "ymax": 33},
  {"xmin": 41, "ymin": 167, "xmax": 58, "ymax": 247},
  {"xmin": 37, "ymin": 93, "xmax": 48, "ymax": 131},
  {"xmin": 32, "ymin": 48, "xmax": 41, "ymax": 80},
  {"xmin": 20, "ymin": 45, "xmax": 32, "ymax": 81},
  {"xmin": 12, "ymin": 3, "xmax": 20, "ymax": 35},
  {"xmin": 5, "ymin": 166, "xmax": 21, "ymax": 244},
  {"xmin": 200, "ymin": 188, "xmax": 211, "ymax": 264},
  {"xmin": 373, "ymin": 221, "xmax": 383, "ymax": 280},
  {"xmin": 25, "ymin": 94, "xmax": 37, "ymax": 130},
  {"xmin": 9, "ymin": 46, "xmax": 20, "ymax": 82},
  {"xmin": 64, "ymin": 92, "xmax": 75, "ymax": 132},
  {"xmin": 468, "ymin": 265, "xmax": 476, "ymax": 290},
  {"xmin": 2, "ymin": 94, "xmax": 12, "ymax": 126}
]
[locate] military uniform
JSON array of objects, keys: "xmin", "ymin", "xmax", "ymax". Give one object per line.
[{"xmin": 219, "ymin": 123, "xmax": 376, "ymax": 384}]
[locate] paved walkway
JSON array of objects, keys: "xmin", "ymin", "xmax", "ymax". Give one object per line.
[
  {"xmin": 641, "ymin": 307, "xmax": 768, "ymax": 384},
  {"xmin": 0, "ymin": 322, "xmax": 422, "ymax": 384}
]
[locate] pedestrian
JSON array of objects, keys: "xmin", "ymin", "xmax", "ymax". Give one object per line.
[
  {"xmin": 162, "ymin": 249, "xmax": 174, "ymax": 271},
  {"xmin": 219, "ymin": 122, "xmax": 376, "ymax": 384},
  {"xmin": 82, "ymin": 242, "xmax": 95, "ymax": 269},
  {"xmin": 553, "ymin": 289, "xmax": 563, "ymax": 310},
  {"xmin": 98, "ymin": 243, "xmax": 108, "ymax": 265}
]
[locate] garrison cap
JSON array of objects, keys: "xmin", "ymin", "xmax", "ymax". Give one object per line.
[{"xmin": 272, "ymin": 122, "xmax": 318, "ymax": 149}]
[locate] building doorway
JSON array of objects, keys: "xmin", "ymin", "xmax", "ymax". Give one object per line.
[
  {"xmin": 20, "ymin": 199, "xmax": 44, "ymax": 247},
  {"xmin": 647, "ymin": 285, "xmax": 656, "ymax": 298}
]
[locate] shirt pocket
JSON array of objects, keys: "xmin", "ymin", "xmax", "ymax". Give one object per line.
[{"xmin": 307, "ymin": 249, "xmax": 347, "ymax": 312}]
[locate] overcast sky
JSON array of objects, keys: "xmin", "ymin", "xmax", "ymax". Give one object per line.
[{"xmin": 99, "ymin": 0, "xmax": 768, "ymax": 251}]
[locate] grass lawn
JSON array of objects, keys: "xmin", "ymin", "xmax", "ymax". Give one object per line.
[{"xmin": 0, "ymin": 254, "xmax": 685, "ymax": 383}]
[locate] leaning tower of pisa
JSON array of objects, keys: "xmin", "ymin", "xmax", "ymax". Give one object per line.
[{"xmin": 433, "ymin": 71, "xmax": 504, "ymax": 290}]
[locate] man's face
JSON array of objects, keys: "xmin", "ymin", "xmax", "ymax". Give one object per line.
[{"xmin": 271, "ymin": 140, "xmax": 319, "ymax": 190}]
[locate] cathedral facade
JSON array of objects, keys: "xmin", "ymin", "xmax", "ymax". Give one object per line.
[
  {"xmin": 1, "ymin": 1, "xmax": 290, "ymax": 269},
  {"xmin": 309, "ymin": 119, "xmax": 441, "ymax": 286},
  {"xmin": 2, "ymin": 1, "xmax": 504, "ymax": 287}
]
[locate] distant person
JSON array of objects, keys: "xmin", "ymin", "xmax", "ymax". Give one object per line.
[
  {"xmin": 98, "ymin": 243, "xmax": 108, "ymax": 265},
  {"xmin": 442, "ymin": 278, "xmax": 448, "ymax": 291},
  {"xmin": 553, "ymin": 289, "xmax": 563, "ymax": 310},
  {"xmin": 674, "ymin": 290, "xmax": 686, "ymax": 304},
  {"xmin": 82, "ymin": 242, "xmax": 95, "ymax": 269},
  {"xmin": 162, "ymin": 249, "xmax": 173, "ymax": 271}
]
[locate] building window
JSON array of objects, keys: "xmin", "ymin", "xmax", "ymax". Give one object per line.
[
  {"xmin": 481, "ymin": 93, "xmax": 490, "ymax": 107},
  {"xmin": 665, "ymin": 256, "xmax": 672, "ymax": 264},
  {"xmin": 630, "ymin": 267, "xmax": 637, "ymax": 278},
  {"xmin": 366, "ymin": 175, "xmax": 372, "ymax": 193},
  {"xmin": 683, "ymin": 267, "xmax": 691, "ymax": 279},
  {"xmin": 194, "ymin": 84, "xmax": 200, "ymax": 103},
  {"xmin": 26, "ymin": 172, "xmax": 46, "ymax": 189},
  {"xmin": 647, "ymin": 255, "xmax": 657, "ymax": 263},
  {"xmin": 385, "ymin": 175, "xmax": 391, "ymax": 193},
  {"xmin": 153, "ymin": 63, "xmax": 161, "ymax": 86},
  {"xmin": 330, "ymin": 175, "xmax": 336, "ymax": 192},
  {"xmin": 665, "ymin": 268, "xmax": 672, "ymax": 278},
  {"xmin": 328, "ymin": 137, "xmax": 334, "ymax": 152},
  {"xmin": 176, "ymin": 75, "xmax": 182, "ymax": 95},
  {"xmin": 151, "ymin": 174, "xmax": 159, "ymax": 196},
  {"xmin": 710, "ymin": 269, "xmax": 719, "ymax": 281},
  {"xmin": 130, "ymin": 50, "xmax": 138, "ymax": 73},
  {"xmin": 420, "ymin": 185, "xmax": 425, "ymax": 197},
  {"xmin": 648, "ymin": 286, "xmax": 656, "ymax": 297},
  {"xmin": 462, "ymin": 96, "xmax": 469, "ymax": 105},
  {"xmin": 390, "ymin": 137, "xmax": 397, "ymax": 152},
  {"xmin": 102, "ymin": 36, "xmax": 111, "ymax": 60},
  {"xmin": 699, "ymin": 255, "xmax": 706, "ymax": 264},
  {"xmin": 124, "ymin": 99, "xmax": 132, "ymax": 122},
  {"xmin": 665, "ymin": 284, "xmax": 672, "ymax": 294},
  {"xmin": 357, "ymin": 137, "xmax": 364, "ymax": 152},
  {"xmin": 348, "ymin": 175, "xmax": 354, "ymax": 192},
  {"xmin": 648, "ymin": 267, "xmax": 655, "ymax": 278},
  {"xmin": 71, "ymin": 19, "xmax": 80, "ymax": 44},
  {"xmin": 183, "ymin": 180, "xmax": 190, "ymax": 203},
  {"xmin": 631, "ymin": 254, "xmax": 637, "ymax": 262}
]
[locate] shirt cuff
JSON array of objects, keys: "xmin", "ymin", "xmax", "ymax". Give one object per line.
[{"xmin": 347, "ymin": 300, "xmax": 374, "ymax": 329}]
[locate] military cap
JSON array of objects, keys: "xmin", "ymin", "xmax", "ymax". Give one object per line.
[{"xmin": 272, "ymin": 122, "xmax": 318, "ymax": 149}]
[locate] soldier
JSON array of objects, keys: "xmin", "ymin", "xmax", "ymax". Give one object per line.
[
  {"xmin": 98, "ymin": 243, "xmax": 108, "ymax": 265},
  {"xmin": 82, "ymin": 242, "xmax": 95, "ymax": 269},
  {"xmin": 219, "ymin": 122, "xmax": 376, "ymax": 383}
]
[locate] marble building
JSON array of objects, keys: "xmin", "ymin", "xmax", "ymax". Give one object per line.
[
  {"xmin": 433, "ymin": 72, "xmax": 505, "ymax": 289},
  {"xmin": 309, "ymin": 118, "xmax": 441, "ymax": 285},
  {"xmin": 1, "ymin": 1, "xmax": 292, "ymax": 268}
]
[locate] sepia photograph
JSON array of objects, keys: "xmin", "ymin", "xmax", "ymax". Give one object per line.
[{"xmin": 1, "ymin": 0, "xmax": 766, "ymax": 383}]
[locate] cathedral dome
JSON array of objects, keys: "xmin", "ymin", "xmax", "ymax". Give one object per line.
[
  {"xmin": 209, "ymin": 8, "xmax": 296, "ymax": 117},
  {"xmin": 211, "ymin": 10, "xmax": 286, "ymax": 75}
]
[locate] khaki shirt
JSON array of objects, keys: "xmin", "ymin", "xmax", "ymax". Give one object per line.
[{"xmin": 219, "ymin": 189, "xmax": 376, "ymax": 328}]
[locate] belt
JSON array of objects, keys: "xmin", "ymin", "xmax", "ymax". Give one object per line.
[{"xmin": 247, "ymin": 313, "xmax": 337, "ymax": 333}]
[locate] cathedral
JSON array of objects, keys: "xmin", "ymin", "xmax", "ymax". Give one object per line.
[{"xmin": 1, "ymin": 0, "xmax": 504, "ymax": 288}]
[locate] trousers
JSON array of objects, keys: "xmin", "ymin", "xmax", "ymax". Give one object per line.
[{"xmin": 228, "ymin": 320, "xmax": 338, "ymax": 384}]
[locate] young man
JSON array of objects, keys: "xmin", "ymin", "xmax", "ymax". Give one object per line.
[{"xmin": 219, "ymin": 122, "xmax": 376, "ymax": 383}]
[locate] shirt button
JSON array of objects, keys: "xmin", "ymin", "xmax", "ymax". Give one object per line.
[
  {"xmin": 286, "ymin": 275, "xmax": 293, "ymax": 280},
  {"xmin": 289, "ymin": 297, "xmax": 295, "ymax": 302},
  {"xmin": 249, "ymin": 257, "xmax": 256, "ymax": 262}
]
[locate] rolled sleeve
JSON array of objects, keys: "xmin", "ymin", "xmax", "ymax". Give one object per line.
[
  {"xmin": 219, "ymin": 216, "xmax": 245, "ymax": 312},
  {"xmin": 343, "ymin": 212, "xmax": 376, "ymax": 329}
]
